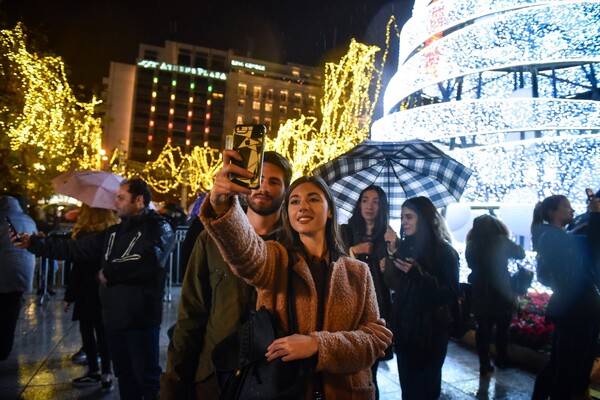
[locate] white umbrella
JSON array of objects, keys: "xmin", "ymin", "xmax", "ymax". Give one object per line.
[{"xmin": 52, "ymin": 170, "xmax": 124, "ymax": 210}]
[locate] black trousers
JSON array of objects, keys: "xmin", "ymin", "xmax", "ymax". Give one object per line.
[
  {"xmin": 79, "ymin": 316, "xmax": 111, "ymax": 374},
  {"xmin": 474, "ymin": 314, "xmax": 511, "ymax": 367},
  {"xmin": 0, "ymin": 292, "xmax": 23, "ymax": 360},
  {"xmin": 532, "ymin": 319, "xmax": 599, "ymax": 399}
]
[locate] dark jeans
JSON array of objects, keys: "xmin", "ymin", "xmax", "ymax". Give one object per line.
[
  {"xmin": 396, "ymin": 329, "xmax": 450, "ymax": 400},
  {"xmin": 0, "ymin": 292, "xmax": 23, "ymax": 360},
  {"xmin": 79, "ymin": 317, "xmax": 111, "ymax": 374},
  {"xmin": 105, "ymin": 326, "xmax": 161, "ymax": 400},
  {"xmin": 531, "ymin": 319, "xmax": 599, "ymax": 399},
  {"xmin": 474, "ymin": 314, "xmax": 511, "ymax": 367}
]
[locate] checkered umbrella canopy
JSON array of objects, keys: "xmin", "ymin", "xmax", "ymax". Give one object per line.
[{"xmin": 312, "ymin": 139, "xmax": 472, "ymax": 219}]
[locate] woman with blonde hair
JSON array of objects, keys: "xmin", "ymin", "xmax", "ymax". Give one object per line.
[{"xmin": 64, "ymin": 204, "xmax": 119, "ymax": 392}]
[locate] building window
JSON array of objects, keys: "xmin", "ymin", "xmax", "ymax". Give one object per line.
[
  {"xmin": 178, "ymin": 49, "xmax": 192, "ymax": 66},
  {"xmin": 144, "ymin": 49, "xmax": 158, "ymax": 61},
  {"xmin": 308, "ymin": 95, "xmax": 316, "ymax": 107},
  {"xmin": 293, "ymin": 107, "xmax": 302, "ymax": 117},
  {"xmin": 279, "ymin": 90, "xmax": 288, "ymax": 102},
  {"xmin": 236, "ymin": 115, "xmax": 244, "ymax": 125},
  {"xmin": 266, "ymin": 89, "xmax": 274, "ymax": 100},
  {"xmin": 292, "ymin": 70, "xmax": 300, "ymax": 78},
  {"xmin": 238, "ymin": 99, "xmax": 245, "ymax": 108},
  {"xmin": 238, "ymin": 83, "xmax": 247, "ymax": 96},
  {"xmin": 252, "ymin": 116, "xmax": 260, "ymax": 124},
  {"xmin": 253, "ymin": 86, "xmax": 262, "ymax": 98},
  {"xmin": 294, "ymin": 93, "xmax": 302, "ymax": 104},
  {"xmin": 264, "ymin": 118, "xmax": 272, "ymax": 130},
  {"xmin": 279, "ymin": 105, "xmax": 287, "ymax": 114},
  {"xmin": 307, "ymin": 109, "xmax": 315, "ymax": 116},
  {"xmin": 265, "ymin": 103, "xmax": 273, "ymax": 112},
  {"xmin": 252, "ymin": 101, "xmax": 261, "ymax": 110}
]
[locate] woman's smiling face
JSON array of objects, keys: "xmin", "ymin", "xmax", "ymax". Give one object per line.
[{"xmin": 287, "ymin": 182, "xmax": 331, "ymax": 237}]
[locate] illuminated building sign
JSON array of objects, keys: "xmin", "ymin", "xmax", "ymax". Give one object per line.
[
  {"xmin": 137, "ymin": 60, "xmax": 227, "ymax": 80},
  {"xmin": 231, "ymin": 59, "xmax": 266, "ymax": 71}
]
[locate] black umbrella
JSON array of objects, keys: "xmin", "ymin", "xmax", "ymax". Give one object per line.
[{"xmin": 312, "ymin": 139, "xmax": 472, "ymax": 219}]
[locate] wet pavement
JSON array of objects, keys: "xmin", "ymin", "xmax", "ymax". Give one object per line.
[{"xmin": 0, "ymin": 287, "xmax": 590, "ymax": 399}]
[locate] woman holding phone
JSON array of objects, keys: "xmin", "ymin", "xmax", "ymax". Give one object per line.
[
  {"xmin": 383, "ymin": 196, "xmax": 459, "ymax": 400},
  {"xmin": 530, "ymin": 194, "xmax": 600, "ymax": 399},
  {"xmin": 200, "ymin": 149, "xmax": 392, "ymax": 400}
]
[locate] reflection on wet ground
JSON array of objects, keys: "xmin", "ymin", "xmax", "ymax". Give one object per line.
[{"xmin": 0, "ymin": 287, "xmax": 587, "ymax": 399}]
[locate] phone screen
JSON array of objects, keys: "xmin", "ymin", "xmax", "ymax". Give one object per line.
[
  {"xmin": 229, "ymin": 124, "xmax": 267, "ymax": 189},
  {"xmin": 4, "ymin": 216, "xmax": 22, "ymax": 242}
]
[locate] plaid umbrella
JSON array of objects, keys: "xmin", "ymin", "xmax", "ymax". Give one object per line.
[{"xmin": 312, "ymin": 139, "xmax": 472, "ymax": 219}]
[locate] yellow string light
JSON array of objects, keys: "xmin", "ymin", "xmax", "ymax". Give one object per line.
[{"xmin": 0, "ymin": 23, "xmax": 104, "ymax": 199}]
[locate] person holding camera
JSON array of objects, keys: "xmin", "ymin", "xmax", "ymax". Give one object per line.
[{"xmin": 198, "ymin": 149, "xmax": 392, "ymax": 399}]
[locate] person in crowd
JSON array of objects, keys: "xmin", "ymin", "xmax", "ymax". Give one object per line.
[
  {"xmin": 340, "ymin": 184, "xmax": 396, "ymax": 399},
  {"xmin": 197, "ymin": 149, "xmax": 392, "ymax": 399},
  {"xmin": 465, "ymin": 214, "xmax": 526, "ymax": 376},
  {"xmin": 63, "ymin": 204, "xmax": 120, "ymax": 392},
  {"xmin": 10, "ymin": 178, "xmax": 175, "ymax": 400},
  {"xmin": 159, "ymin": 151, "xmax": 293, "ymax": 399},
  {"xmin": 384, "ymin": 196, "xmax": 459, "ymax": 400},
  {"xmin": 530, "ymin": 194, "xmax": 600, "ymax": 400},
  {"xmin": 0, "ymin": 195, "xmax": 38, "ymax": 360}
]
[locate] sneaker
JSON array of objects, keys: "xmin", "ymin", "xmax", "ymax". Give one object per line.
[
  {"xmin": 72, "ymin": 372, "xmax": 101, "ymax": 387},
  {"xmin": 71, "ymin": 348, "xmax": 87, "ymax": 364},
  {"xmin": 101, "ymin": 377, "xmax": 114, "ymax": 393}
]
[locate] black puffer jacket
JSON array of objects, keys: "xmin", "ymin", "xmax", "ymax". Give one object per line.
[{"xmin": 28, "ymin": 209, "xmax": 175, "ymax": 329}]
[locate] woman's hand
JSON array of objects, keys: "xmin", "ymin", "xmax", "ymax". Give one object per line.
[
  {"xmin": 393, "ymin": 257, "xmax": 415, "ymax": 273},
  {"xmin": 265, "ymin": 334, "xmax": 318, "ymax": 362},
  {"xmin": 379, "ymin": 258, "xmax": 386, "ymax": 273},
  {"xmin": 352, "ymin": 242, "xmax": 372, "ymax": 256},
  {"xmin": 209, "ymin": 149, "xmax": 253, "ymax": 215},
  {"xmin": 384, "ymin": 227, "xmax": 398, "ymax": 254},
  {"xmin": 588, "ymin": 196, "xmax": 600, "ymax": 213},
  {"xmin": 363, "ymin": 319, "xmax": 393, "ymax": 357},
  {"xmin": 63, "ymin": 301, "xmax": 71, "ymax": 312}
]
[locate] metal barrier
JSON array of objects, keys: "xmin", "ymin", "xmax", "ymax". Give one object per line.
[{"xmin": 34, "ymin": 226, "xmax": 190, "ymax": 304}]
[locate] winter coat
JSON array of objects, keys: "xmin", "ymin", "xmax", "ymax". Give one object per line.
[
  {"xmin": 160, "ymin": 224, "xmax": 281, "ymax": 399},
  {"xmin": 384, "ymin": 237, "xmax": 459, "ymax": 358},
  {"xmin": 466, "ymin": 236, "xmax": 525, "ymax": 317},
  {"xmin": 63, "ymin": 230, "xmax": 103, "ymax": 321},
  {"xmin": 199, "ymin": 197, "xmax": 381, "ymax": 400},
  {"xmin": 28, "ymin": 208, "xmax": 175, "ymax": 329},
  {"xmin": 532, "ymin": 214, "xmax": 600, "ymax": 323},
  {"xmin": 340, "ymin": 224, "xmax": 392, "ymax": 322},
  {"xmin": 0, "ymin": 196, "xmax": 38, "ymax": 293}
]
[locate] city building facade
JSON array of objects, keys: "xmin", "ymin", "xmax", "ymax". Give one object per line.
[{"xmin": 102, "ymin": 40, "xmax": 323, "ymax": 163}]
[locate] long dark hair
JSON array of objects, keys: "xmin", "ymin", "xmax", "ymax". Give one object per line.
[
  {"xmin": 466, "ymin": 214, "xmax": 510, "ymax": 243},
  {"xmin": 347, "ymin": 185, "xmax": 389, "ymax": 242},
  {"xmin": 530, "ymin": 194, "xmax": 568, "ymax": 250},
  {"xmin": 401, "ymin": 196, "xmax": 451, "ymax": 266},
  {"xmin": 280, "ymin": 176, "xmax": 347, "ymax": 257}
]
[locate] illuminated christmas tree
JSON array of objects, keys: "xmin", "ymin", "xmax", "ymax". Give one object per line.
[{"xmin": 372, "ymin": 0, "xmax": 600, "ymax": 205}]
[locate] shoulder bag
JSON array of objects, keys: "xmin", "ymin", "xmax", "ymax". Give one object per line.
[{"xmin": 211, "ymin": 252, "xmax": 315, "ymax": 400}]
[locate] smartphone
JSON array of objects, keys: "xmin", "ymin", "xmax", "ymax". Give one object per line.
[
  {"xmin": 4, "ymin": 216, "xmax": 22, "ymax": 242},
  {"xmin": 229, "ymin": 124, "xmax": 267, "ymax": 189},
  {"xmin": 586, "ymin": 188, "xmax": 595, "ymax": 201}
]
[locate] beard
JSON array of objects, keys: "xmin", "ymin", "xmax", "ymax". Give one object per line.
[{"xmin": 243, "ymin": 193, "xmax": 284, "ymax": 216}]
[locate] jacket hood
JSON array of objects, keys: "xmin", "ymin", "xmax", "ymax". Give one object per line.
[{"xmin": 0, "ymin": 196, "xmax": 24, "ymax": 214}]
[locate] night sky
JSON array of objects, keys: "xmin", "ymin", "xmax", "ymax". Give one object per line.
[{"xmin": 0, "ymin": 0, "xmax": 413, "ymax": 93}]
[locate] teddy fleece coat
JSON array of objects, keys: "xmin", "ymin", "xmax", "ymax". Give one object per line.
[{"xmin": 199, "ymin": 196, "xmax": 381, "ymax": 400}]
